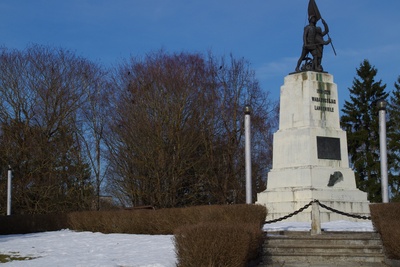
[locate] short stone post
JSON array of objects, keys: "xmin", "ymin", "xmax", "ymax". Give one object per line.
[{"xmin": 311, "ymin": 201, "xmax": 321, "ymax": 235}]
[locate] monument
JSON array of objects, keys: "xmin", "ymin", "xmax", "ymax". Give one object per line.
[{"xmin": 256, "ymin": 0, "xmax": 370, "ymax": 222}]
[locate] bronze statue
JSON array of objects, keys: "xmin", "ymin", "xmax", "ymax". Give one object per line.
[
  {"xmin": 315, "ymin": 19, "xmax": 331, "ymax": 71},
  {"xmin": 295, "ymin": 0, "xmax": 335, "ymax": 72}
]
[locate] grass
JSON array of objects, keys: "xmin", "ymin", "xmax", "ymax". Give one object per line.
[{"xmin": 0, "ymin": 252, "xmax": 37, "ymax": 263}]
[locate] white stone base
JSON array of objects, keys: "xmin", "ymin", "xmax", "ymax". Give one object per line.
[
  {"xmin": 257, "ymin": 187, "xmax": 370, "ymax": 222},
  {"xmin": 267, "ymin": 165, "xmax": 357, "ymax": 189},
  {"xmin": 256, "ymin": 72, "xmax": 371, "ymax": 223}
]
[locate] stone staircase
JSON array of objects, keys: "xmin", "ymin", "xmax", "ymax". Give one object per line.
[{"xmin": 258, "ymin": 231, "xmax": 389, "ymax": 267}]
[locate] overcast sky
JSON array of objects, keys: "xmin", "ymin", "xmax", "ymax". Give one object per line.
[{"xmin": 1, "ymin": 0, "xmax": 400, "ymax": 109}]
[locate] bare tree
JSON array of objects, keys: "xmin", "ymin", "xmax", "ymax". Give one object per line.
[
  {"xmin": 106, "ymin": 51, "xmax": 277, "ymax": 208},
  {"xmin": 203, "ymin": 54, "xmax": 277, "ymax": 204},
  {"xmin": 0, "ymin": 45, "xmax": 95, "ymax": 214},
  {"xmin": 107, "ymin": 51, "xmax": 214, "ymax": 207},
  {"xmin": 76, "ymin": 64, "xmax": 111, "ymax": 210}
]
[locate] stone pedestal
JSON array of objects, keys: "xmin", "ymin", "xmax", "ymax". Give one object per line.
[{"xmin": 256, "ymin": 72, "xmax": 370, "ymax": 222}]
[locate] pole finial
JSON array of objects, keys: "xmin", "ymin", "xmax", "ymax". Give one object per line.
[{"xmin": 244, "ymin": 105, "xmax": 251, "ymax": 115}]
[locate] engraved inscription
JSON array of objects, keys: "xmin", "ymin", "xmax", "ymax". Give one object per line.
[
  {"xmin": 313, "ymin": 89, "xmax": 335, "ymax": 112},
  {"xmin": 311, "ymin": 97, "xmax": 336, "ymax": 104},
  {"xmin": 317, "ymin": 89, "xmax": 331, "ymax": 95},
  {"xmin": 314, "ymin": 106, "xmax": 334, "ymax": 112}
]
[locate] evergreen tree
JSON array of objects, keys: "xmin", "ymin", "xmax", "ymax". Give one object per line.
[
  {"xmin": 341, "ymin": 60, "xmax": 389, "ymax": 202},
  {"xmin": 387, "ymin": 76, "xmax": 400, "ymax": 201}
]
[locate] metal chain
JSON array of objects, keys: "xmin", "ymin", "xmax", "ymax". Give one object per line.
[
  {"xmin": 264, "ymin": 199, "xmax": 371, "ymax": 224},
  {"xmin": 314, "ymin": 200, "xmax": 371, "ymax": 220},
  {"xmin": 264, "ymin": 200, "xmax": 314, "ymax": 224}
]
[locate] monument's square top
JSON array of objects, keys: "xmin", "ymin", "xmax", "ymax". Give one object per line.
[{"xmin": 279, "ymin": 71, "xmax": 339, "ymax": 131}]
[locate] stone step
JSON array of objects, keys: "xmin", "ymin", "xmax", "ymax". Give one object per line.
[
  {"xmin": 262, "ymin": 262, "xmax": 389, "ymax": 267},
  {"xmin": 259, "ymin": 231, "xmax": 388, "ymax": 266},
  {"xmin": 267, "ymin": 252, "xmax": 385, "ymax": 263},
  {"xmin": 267, "ymin": 230, "xmax": 381, "ymax": 238},
  {"xmin": 267, "ymin": 236, "xmax": 383, "ymax": 247},
  {"xmin": 268, "ymin": 244, "xmax": 383, "ymax": 255},
  {"xmin": 266, "ymin": 232, "xmax": 383, "ymax": 252}
]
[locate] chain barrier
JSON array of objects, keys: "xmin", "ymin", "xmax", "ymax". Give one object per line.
[
  {"xmin": 264, "ymin": 199, "xmax": 371, "ymax": 224},
  {"xmin": 314, "ymin": 200, "xmax": 371, "ymax": 220},
  {"xmin": 264, "ymin": 200, "xmax": 314, "ymax": 224}
]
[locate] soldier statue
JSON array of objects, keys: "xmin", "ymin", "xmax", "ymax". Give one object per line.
[{"xmin": 295, "ymin": 0, "xmax": 335, "ymax": 72}]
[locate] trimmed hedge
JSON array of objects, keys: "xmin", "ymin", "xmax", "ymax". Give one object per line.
[
  {"xmin": 174, "ymin": 222, "xmax": 263, "ymax": 267},
  {"xmin": 0, "ymin": 204, "xmax": 267, "ymax": 266},
  {"xmin": 0, "ymin": 204, "xmax": 266, "ymax": 235},
  {"xmin": 67, "ymin": 204, "xmax": 267, "ymax": 235},
  {"xmin": 370, "ymin": 203, "xmax": 400, "ymax": 260},
  {"xmin": 0, "ymin": 213, "xmax": 68, "ymax": 235}
]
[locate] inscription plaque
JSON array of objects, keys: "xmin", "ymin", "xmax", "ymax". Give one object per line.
[{"xmin": 317, "ymin": 136, "xmax": 341, "ymax": 160}]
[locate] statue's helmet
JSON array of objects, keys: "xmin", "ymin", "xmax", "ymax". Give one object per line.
[{"xmin": 308, "ymin": 15, "xmax": 316, "ymax": 22}]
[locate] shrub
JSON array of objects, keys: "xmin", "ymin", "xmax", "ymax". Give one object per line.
[
  {"xmin": 191, "ymin": 204, "xmax": 267, "ymax": 227},
  {"xmin": 370, "ymin": 203, "xmax": 400, "ymax": 259},
  {"xmin": 67, "ymin": 204, "xmax": 267, "ymax": 235},
  {"xmin": 67, "ymin": 210, "xmax": 157, "ymax": 234},
  {"xmin": 0, "ymin": 214, "xmax": 68, "ymax": 235},
  {"xmin": 174, "ymin": 222, "xmax": 263, "ymax": 267},
  {"xmin": 0, "ymin": 204, "xmax": 267, "ymax": 266}
]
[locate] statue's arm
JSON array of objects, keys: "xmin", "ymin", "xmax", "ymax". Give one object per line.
[
  {"xmin": 321, "ymin": 19, "xmax": 329, "ymax": 36},
  {"xmin": 303, "ymin": 27, "xmax": 309, "ymax": 46},
  {"xmin": 323, "ymin": 38, "xmax": 331, "ymax": 45}
]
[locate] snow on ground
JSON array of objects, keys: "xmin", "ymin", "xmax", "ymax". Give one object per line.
[
  {"xmin": 0, "ymin": 220, "xmax": 375, "ymax": 267},
  {"xmin": 263, "ymin": 220, "xmax": 375, "ymax": 232},
  {"xmin": 0, "ymin": 230, "xmax": 176, "ymax": 267}
]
